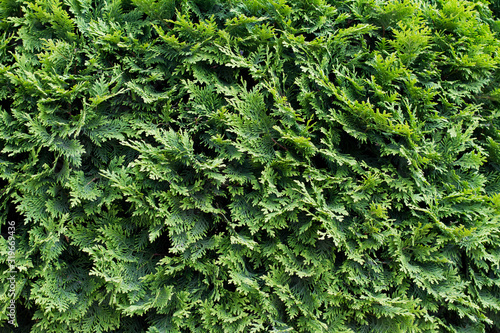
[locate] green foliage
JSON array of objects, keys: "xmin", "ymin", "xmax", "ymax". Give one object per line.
[{"xmin": 1, "ymin": 0, "xmax": 500, "ymax": 332}]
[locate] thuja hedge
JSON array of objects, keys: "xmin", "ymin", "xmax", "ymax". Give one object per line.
[{"xmin": 1, "ymin": 0, "xmax": 500, "ymax": 332}]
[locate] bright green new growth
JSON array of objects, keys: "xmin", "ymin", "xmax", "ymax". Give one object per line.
[{"xmin": 1, "ymin": 0, "xmax": 500, "ymax": 332}]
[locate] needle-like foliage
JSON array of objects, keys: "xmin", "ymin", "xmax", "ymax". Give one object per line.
[{"xmin": 1, "ymin": 0, "xmax": 500, "ymax": 332}]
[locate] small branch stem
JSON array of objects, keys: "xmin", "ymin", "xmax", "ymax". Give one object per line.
[
  {"xmin": 85, "ymin": 177, "xmax": 99, "ymax": 187},
  {"xmin": 271, "ymin": 137, "xmax": 288, "ymax": 151}
]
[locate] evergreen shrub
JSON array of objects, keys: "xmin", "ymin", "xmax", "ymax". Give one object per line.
[{"xmin": 1, "ymin": 0, "xmax": 500, "ymax": 332}]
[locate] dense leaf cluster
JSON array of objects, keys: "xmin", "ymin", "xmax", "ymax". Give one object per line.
[{"xmin": 1, "ymin": 0, "xmax": 500, "ymax": 332}]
